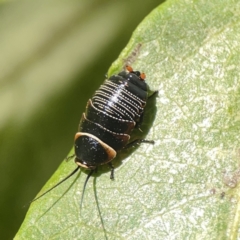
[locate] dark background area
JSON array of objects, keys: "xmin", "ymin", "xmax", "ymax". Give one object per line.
[{"xmin": 0, "ymin": 0, "xmax": 162, "ymax": 239}]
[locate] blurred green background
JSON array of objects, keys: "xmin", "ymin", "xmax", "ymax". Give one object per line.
[{"xmin": 0, "ymin": 0, "xmax": 162, "ymax": 239}]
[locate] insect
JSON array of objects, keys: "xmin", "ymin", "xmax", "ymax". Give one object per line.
[{"xmin": 32, "ymin": 65, "xmax": 155, "ymax": 206}]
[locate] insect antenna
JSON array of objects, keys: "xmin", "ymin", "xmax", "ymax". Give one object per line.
[
  {"xmin": 30, "ymin": 166, "xmax": 80, "ymax": 204},
  {"xmin": 80, "ymin": 169, "xmax": 94, "ymax": 211}
]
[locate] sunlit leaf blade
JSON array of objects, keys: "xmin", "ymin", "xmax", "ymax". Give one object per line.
[
  {"xmin": 0, "ymin": 0, "xmax": 160, "ymax": 239},
  {"xmin": 15, "ymin": 0, "xmax": 240, "ymax": 239}
]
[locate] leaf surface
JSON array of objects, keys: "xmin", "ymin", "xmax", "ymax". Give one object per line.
[{"xmin": 15, "ymin": 0, "xmax": 240, "ymax": 239}]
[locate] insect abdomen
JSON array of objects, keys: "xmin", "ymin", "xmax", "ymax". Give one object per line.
[{"xmin": 75, "ymin": 67, "xmax": 149, "ymax": 169}]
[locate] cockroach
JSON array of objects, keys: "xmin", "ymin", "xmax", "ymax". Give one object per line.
[{"xmin": 32, "ymin": 65, "xmax": 155, "ymax": 207}]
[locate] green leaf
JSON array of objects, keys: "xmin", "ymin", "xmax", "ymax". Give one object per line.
[
  {"xmin": 0, "ymin": 1, "xmax": 160, "ymax": 239},
  {"xmin": 15, "ymin": 0, "xmax": 240, "ymax": 239}
]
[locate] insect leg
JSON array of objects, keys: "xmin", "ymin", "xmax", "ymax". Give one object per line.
[
  {"xmin": 65, "ymin": 153, "xmax": 75, "ymax": 162},
  {"xmin": 148, "ymin": 90, "xmax": 159, "ymax": 99},
  {"xmin": 108, "ymin": 162, "xmax": 114, "ymax": 180},
  {"xmin": 124, "ymin": 139, "xmax": 155, "ymax": 150}
]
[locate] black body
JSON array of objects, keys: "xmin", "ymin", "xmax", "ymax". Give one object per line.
[{"xmin": 75, "ymin": 67, "xmax": 149, "ymax": 169}]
